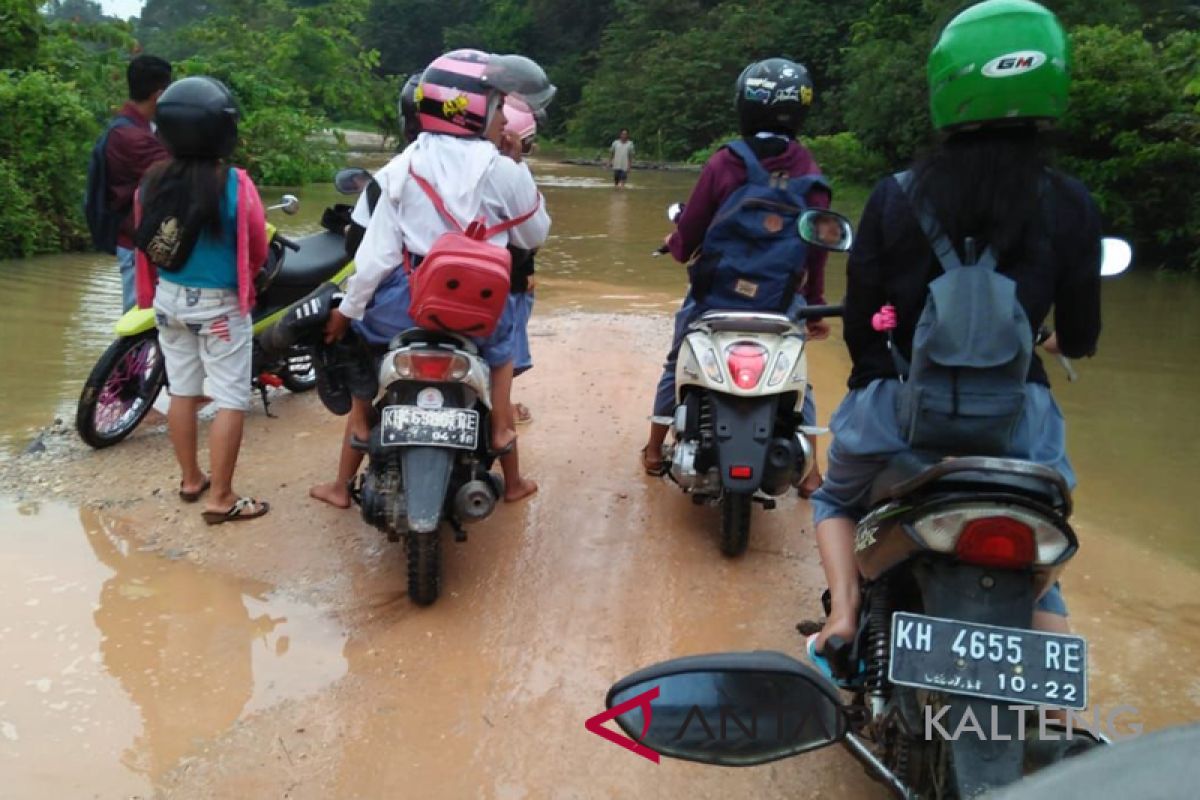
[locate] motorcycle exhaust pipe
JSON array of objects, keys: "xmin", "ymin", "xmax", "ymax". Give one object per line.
[{"xmin": 454, "ymin": 479, "xmax": 499, "ymax": 524}]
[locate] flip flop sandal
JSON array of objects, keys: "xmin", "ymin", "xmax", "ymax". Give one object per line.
[
  {"xmin": 202, "ymin": 497, "xmax": 270, "ymax": 525},
  {"xmin": 805, "ymin": 634, "xmax": 865, "ymax": 689},
  {"xmin": 641, "ymin": 446, "xmax": 668, "ymax": 477},
  {"xmin": 179, "ymin": 476, "xmax": 211, "ymax": 503},
  {"xmin": 514, "ymin": 403, "xmax": 533, "ymax": 425}
]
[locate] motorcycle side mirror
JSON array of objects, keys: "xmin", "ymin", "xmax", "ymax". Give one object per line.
[
  {"xmin": 1100, "ymin": 237, "xmax": 1132, "ymax": 277},
  {"xmin": 278, "ymin": 194, "xmax": 300, "ymax": 215},
  {"xmin": 797, "ymin": 210, "xmax": 854, "ymax": 252},
  {"xmin": 667, "ymin": 202, "xmax": 685, "ymax": 224},
  {"xmin": 604, "ymin": 651, "xmax": 847, "ymax": 767},
  {"xmin": 334, "ymin": 167, "xmax": 372, "ymax": 196}
]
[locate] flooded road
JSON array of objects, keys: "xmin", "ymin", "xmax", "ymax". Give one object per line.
[{"xmin": 0, "ymin": 158, "xmax": 1198, "ymax": 797}]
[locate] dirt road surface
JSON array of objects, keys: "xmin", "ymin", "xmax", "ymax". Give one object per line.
[{"xmin": 1, "ymin": 312, "xmax": 882, "ymax": 799}]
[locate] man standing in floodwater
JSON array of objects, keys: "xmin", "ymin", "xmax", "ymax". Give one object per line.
[{"xmin": 610, "ymin": 128, "xmax": 634, "ymax": 188}]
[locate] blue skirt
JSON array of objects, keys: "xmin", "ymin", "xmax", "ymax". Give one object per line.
[
  {"xmin": 510, "ymin": 290, "xmax": 535, "ymax": 376},
  {"xmin": 351, "ymin": 268, "xmax": 516, "ymax": 368}
]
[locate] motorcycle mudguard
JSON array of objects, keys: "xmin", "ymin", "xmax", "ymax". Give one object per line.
[
  {"xmin": 708, "ymin": 393, "xmax": 778, "ymax": 492},
  {"xmin": 114, "ymin": 307, "xmax": 157, "ymax": 337},
  {"xmin": 912, "ymin": 560, "xmax": 1034, "ymax": 797},
  {"xmin": 402, "ymin": 447, "xmax": 454, "ymax": 534}
]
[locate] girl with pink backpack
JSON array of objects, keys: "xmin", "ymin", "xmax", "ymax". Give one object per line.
[{"xmin": 311, "ymin": 49, "xmax": 554, "ymax": 508}]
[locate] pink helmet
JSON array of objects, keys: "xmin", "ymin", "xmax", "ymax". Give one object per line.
[
  {"xmin": 417, "ymin": 49, "xmax": 558, "ymax": 138},
  {"xmin": 504, "ymin": 100, "xmax": 538, "ymax": 142}
]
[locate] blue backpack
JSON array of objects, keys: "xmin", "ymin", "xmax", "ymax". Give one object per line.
[
  {"xmin": 688, "ymin": 138, "xmax": 828, "ymax": 312},
  {"xmin": 892, "ymin": 170, "xmax": 1034, "ymax": 455},
  {"xmin": 84, "ymin": 115, "xmax": 134, "ymax": 255}
]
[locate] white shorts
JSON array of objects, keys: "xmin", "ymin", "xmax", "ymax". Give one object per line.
[{"xmin": 153, "ymin": 280, "xmax": 252, "ymax": 411}]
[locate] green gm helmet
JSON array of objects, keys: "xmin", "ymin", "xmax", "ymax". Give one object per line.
[{"xmin": 928, "ymin": 0, "xmax": 1070, "ymax": 131}]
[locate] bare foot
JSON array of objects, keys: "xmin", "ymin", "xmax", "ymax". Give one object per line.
[
  {"xmin": 504, "ymin": 478, "xmax": 538, "ymax": 503},
  {"xmin": 815, "ymin": 609, "xmax": 858, "ymax": 652},
  {"xmin": 641, "ymin": 445, "xmax": 665, "ymax": 476},
  {"xmin": 309, "ymin": 481, "xmax": 352, "ymax": 509}
]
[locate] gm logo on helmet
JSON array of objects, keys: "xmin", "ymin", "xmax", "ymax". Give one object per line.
[{"xmin": 982, "ymin": 51, "xmax": 1047, "ymax": 78}]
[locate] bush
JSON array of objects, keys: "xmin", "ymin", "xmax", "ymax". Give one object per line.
[
  {"xmin": 803, "ymin": 132, "xmax": 887, "ymax": 186},
  {"xmin": 0, "ymin": 68, "xmax": 97, "ymax": 257}
]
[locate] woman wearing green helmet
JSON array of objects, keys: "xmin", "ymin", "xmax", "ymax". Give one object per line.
[{"xmin": 809, "ymin": 0, "xmax": 1103, "ymax": 662}]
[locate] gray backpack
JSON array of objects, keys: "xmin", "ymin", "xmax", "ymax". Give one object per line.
[{"xmin": 892, "ymin": 171, "xmax": 1033, "ymax": 455}]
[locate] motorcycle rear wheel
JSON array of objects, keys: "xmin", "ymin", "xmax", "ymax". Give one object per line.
[
  {"xmin": 76, "ymin": 332, "xmax": 167, "ymax": 449},
  {"xmin": 720, "ymin": 492, "xmax": 752, "ymax": 557},
  {"xmin": 406, "ymin": 529, "xmax": 442, "ymax": 606}
]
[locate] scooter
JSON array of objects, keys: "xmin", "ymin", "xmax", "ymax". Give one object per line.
[
  {"xmin": 603, "ymin": 230, "xmax": 1134, "ymax": 799},
  {"xmin": 75, "ymin": 179, "xmax": 359, "ymax": 448},
  {"xmin": 258, "ymin": 166, "xmax": 506, "ymax": 607},
  {"xmin": 652, "ymin": 203, "xmax": 853, "ymax": 556}
]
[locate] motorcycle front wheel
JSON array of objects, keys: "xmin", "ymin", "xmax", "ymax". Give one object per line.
[
  {"xmin": 720, "ymin": 492, "xmax": 752, "ymax": 557},
  {"xmin": 76, "ymin": 332, "xmax": 167, "ymax": 449}
]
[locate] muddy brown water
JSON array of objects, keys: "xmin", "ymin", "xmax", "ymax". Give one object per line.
[{"xmin": 0, "ymin": 159, "xmax": 1197, "ymax": 797}]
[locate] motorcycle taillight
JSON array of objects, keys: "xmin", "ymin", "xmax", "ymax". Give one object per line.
[
  {"xmin": 726, "ymin": 343, "xmax": 768, "ymax": 390},
  {"xmin": 955, "ymin": 517, "xmax": 1036, "ymax": 568},
  {"xmin": 394, "ymin": 351, "xmax": 471, "ymax": 382}
]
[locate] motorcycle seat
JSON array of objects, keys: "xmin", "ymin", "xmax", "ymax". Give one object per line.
[
  {"xmin": 275, "ymin": 231, "xmax": 350, "ymax": 287},
  {"xmin": 389, "ymin": 328, "xmax": 480, "ymax": 356},
  {"xmin": 692, "ymin": 311, "xmax": 797, "ymax": 336},
  {"xmin": 869, "ymin": 451, "xmax": 1071, "ymax": 514}
]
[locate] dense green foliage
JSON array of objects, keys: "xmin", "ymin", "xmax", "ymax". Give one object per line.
[{"xmin": 0, "ymin": 0, "xmax": 1197, "ymax": 268}]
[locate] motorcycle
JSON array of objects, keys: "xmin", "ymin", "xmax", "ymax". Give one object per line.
[
  {"xmin": 603, "ymin": 225, "xmax": 1135, "ymax": 798},
  {"xmin": 75, "ymin": 182, "xmax": 359, "ymax": 448},
  {"xmin": 258, "ymin": 166, "xmax": 506, "ymax": 607},
  {"xmin": 651, "ymin": 202, "xmax": 853, "ymax": 556}
]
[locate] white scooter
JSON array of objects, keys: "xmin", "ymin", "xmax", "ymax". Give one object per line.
[{"xmin": 653, "ymin": 206, "xmax": 854, "ymax": 556}]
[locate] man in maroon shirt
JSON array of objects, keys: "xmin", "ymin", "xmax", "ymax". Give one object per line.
[
  {"xmin": 107, "ymin": 55, "xmax": 172, "ymax": 311},
  {"xmin": 642, "ymin": 58, "xmax": 830, "ymax": 496}
]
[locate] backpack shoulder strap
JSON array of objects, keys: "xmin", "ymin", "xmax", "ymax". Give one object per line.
[
  {"xmin": 725, "ymin": 139, "xmax": 770, "ymax": 185},
  {"xmin": 894, "ymin": 170, "xmax": 967, "ymax": 273},
  {"xmin": 408, "ymin": 165, "xmax": 464, "ymax": 233},
  {"xmin": 478, "ymin": 194, "xmax": 541, "ymax": 239},
  {"xmin": 365, "ymin": 177, "xmax": 382, "ymax": 216}
]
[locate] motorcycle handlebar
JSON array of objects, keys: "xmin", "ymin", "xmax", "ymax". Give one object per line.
[
  {"xmin": 794, "ymin": 304, "xmax": 844, "ymax": 319},
  {"xmin": 276, "ymin": 234, "xmax": 301, "ymax": 252}
]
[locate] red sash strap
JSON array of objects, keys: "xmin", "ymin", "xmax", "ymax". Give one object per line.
[{"xmin": 407, "ymin": 164, "xmax": 542, "ymax": 240}]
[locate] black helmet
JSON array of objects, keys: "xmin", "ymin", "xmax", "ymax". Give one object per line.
[
  {"xmin": 155, "ymin": 76, "xmax": 240, "ymax": 159},
  {"xmin": 734, "ymin": 58, "xmax": 814, "ymax": 137},
  {"xmin": 399, "ymin": 72, "xmax": 422, "ymax": 144}
]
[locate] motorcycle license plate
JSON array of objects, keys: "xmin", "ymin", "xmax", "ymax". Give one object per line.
[
  {"xmin": 380, "ymin": 405, "xmax": 479, "ymax": 450},
  {"xmin": 888, "ymin": 612, "xmax": 1087, "ymax": 709}
]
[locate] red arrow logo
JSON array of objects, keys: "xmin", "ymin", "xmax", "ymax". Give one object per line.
[{"xmin": 584, "ymin": 686, "xmax": 661, "ymax": 764}]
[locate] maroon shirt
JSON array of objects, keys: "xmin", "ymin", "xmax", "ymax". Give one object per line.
[
  {"xmin": 105, "ymin": 102, "xmax": 170, "ymax": 249},
  {"xmin": 667, "ymin": 138, "xmax": 831, "ymax": 306}
]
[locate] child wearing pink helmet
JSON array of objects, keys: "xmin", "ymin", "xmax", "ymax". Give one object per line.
[
  {"xmin": 503, "ymin": 100, "xmax": 542, "ymax": 423},
  {"xmin": 311, "ymin": 49, "xmax": 555, "ymax": 508}
]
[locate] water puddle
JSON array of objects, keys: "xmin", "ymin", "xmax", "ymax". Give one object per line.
[{"xmin": 0, "ymin": 500, "xmax": 347, "ymax": 795}]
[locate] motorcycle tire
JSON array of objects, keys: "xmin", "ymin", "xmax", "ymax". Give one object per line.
[
  {"xmin": 279, "ymin": 345, "xmax": 318, "ymax": 393},
  {"xmin": 406, "ymin": 529, "xmax": 441, "ymax": 606},
  {"xmin": 76, "ymin": 332, "xmax": 167, "ymax": 449},
  {"xmin": 720, "ymin": 492, "xmax": 752, "ymax": 557}
]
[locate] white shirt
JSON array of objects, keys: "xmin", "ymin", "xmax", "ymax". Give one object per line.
[
  {"xmin": 340, "ymin": 133, "xmax": 550, "ymax": 320},
  {"xmin": 611, "ymin": 139, "xmax": 635, "ymax": 171}
]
